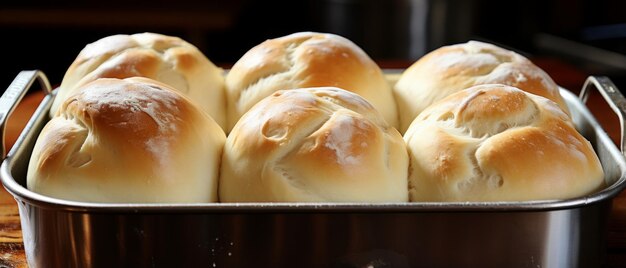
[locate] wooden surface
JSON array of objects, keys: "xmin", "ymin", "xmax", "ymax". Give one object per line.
[{"xmin": 0, "ymin": 59, "xmax": 625, "ymax": 267}]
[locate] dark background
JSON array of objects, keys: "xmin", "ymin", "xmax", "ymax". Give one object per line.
[{"xmin": 1, "ymin": 0, "xmax": 625, "ymax": 92}]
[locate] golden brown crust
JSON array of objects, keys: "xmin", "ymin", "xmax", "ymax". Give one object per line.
[
  {"xmin": 28, "ymin": 77, "xmax": 226, "ymax": 203},
  {"xmin": 404, "ymin": 84, "xmax": 604, "ymax": 201},
  {"xmin": 225, "ymin": 32, "xmax": 398, "ymax": 132},
  {"xmin": 220, "ymin": 87, "xmax": 408, "ymax": 202},
  {"xmin": 51, "ymin": 32, "xmax": 227, "ymax": 130},
  {"xmin": 394, "ymin": 40, "xmax": 570, "ymax": 133}
]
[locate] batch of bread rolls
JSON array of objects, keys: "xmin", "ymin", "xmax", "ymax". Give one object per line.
[{"xmin": 26, "ymin": 31, "xmax": 604, "ymax": 203}]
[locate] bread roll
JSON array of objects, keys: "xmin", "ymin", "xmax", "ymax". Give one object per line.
[
  {"xmin": 225, "ymin": 31, "xmax": 398, "ymax": 132},
  {"xmin": 220, "ymin": 87, "xmax": 408, "ymax": 202},
  {"xmin": 404, "ymin": 84, "xmax": 604, "ymax": 202},
  {"xmin": 394, "ymin": 40, "xmax": 570, "ymax": 133},
  {"xmin": 28, "ymin": 77, "xmax": 226, "ymax": 203},
  {"xmin": 50, "ymin": 32, "xmax": 227, "ymax": 130}
]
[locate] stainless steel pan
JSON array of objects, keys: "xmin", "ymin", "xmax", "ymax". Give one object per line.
[{"xmin": 1, "ymin": 70, "xmax": 625, "ymax": 268}]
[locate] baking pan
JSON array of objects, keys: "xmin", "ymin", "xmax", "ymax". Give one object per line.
[{"xmin": 1, "ymin": 70, "xmax": 625, "ymax": 268}]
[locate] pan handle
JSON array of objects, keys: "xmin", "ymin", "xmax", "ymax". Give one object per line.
[
  {"xmin": 579, "ymin": 76, "xmax": 626, "ymax": 154},
  {"xmin": 0, "ymin": 70, "xmax": 52, "ymax": 159}
]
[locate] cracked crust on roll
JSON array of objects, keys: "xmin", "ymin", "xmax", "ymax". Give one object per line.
[
  {"xmin": 50, "ymin": 32, "xmax": 227, "ymax": 130},
  {"xmin": 394, "ymin": 40, "xmax": 570, "ymax": 133},
  {"xmin": 225, "ymin": 32, "xmax": 398, "ymax": 132},
  {"xmin": 220, "ymin": 87, "xmax": 408, "ymax": 202},
  {"xmin": 28, "ymin": 77, "xmax": 226, "ymax": 203},
  {"xmin": 404, "ymin": 84, "xmax": 604, "ymax": 202}
]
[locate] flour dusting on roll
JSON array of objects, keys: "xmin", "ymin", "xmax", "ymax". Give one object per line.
[
  {"xmin": 50, "ymin": 32, "xmax": 227, "ymax": 130},
  {"xmin": 404, "ymin": 84, "xmax": 603, "ymax": 202},
  {"xmin": 225, "ymin": 31, "xmax": 398, "ymax": 132},
  {"xmin": 220, "ymin": 87, "xmax": 408, "ymax": 202},
  {"xmin": 394, "ymin": 40, "xmax": 570, "ymax": 133},
  {"xmin": 28, "ymin": 77, "xmax": 226, "ymax": 203}
]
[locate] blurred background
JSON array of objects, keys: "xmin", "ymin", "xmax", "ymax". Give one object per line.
[{"xmin": 1, "ymin": 0, "xmax": 625, "ymax": 92}]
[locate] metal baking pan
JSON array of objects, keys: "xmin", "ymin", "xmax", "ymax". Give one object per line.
[{"xmin": 1, "ymin": 70, "xmax": 625, "ymax": 268}]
